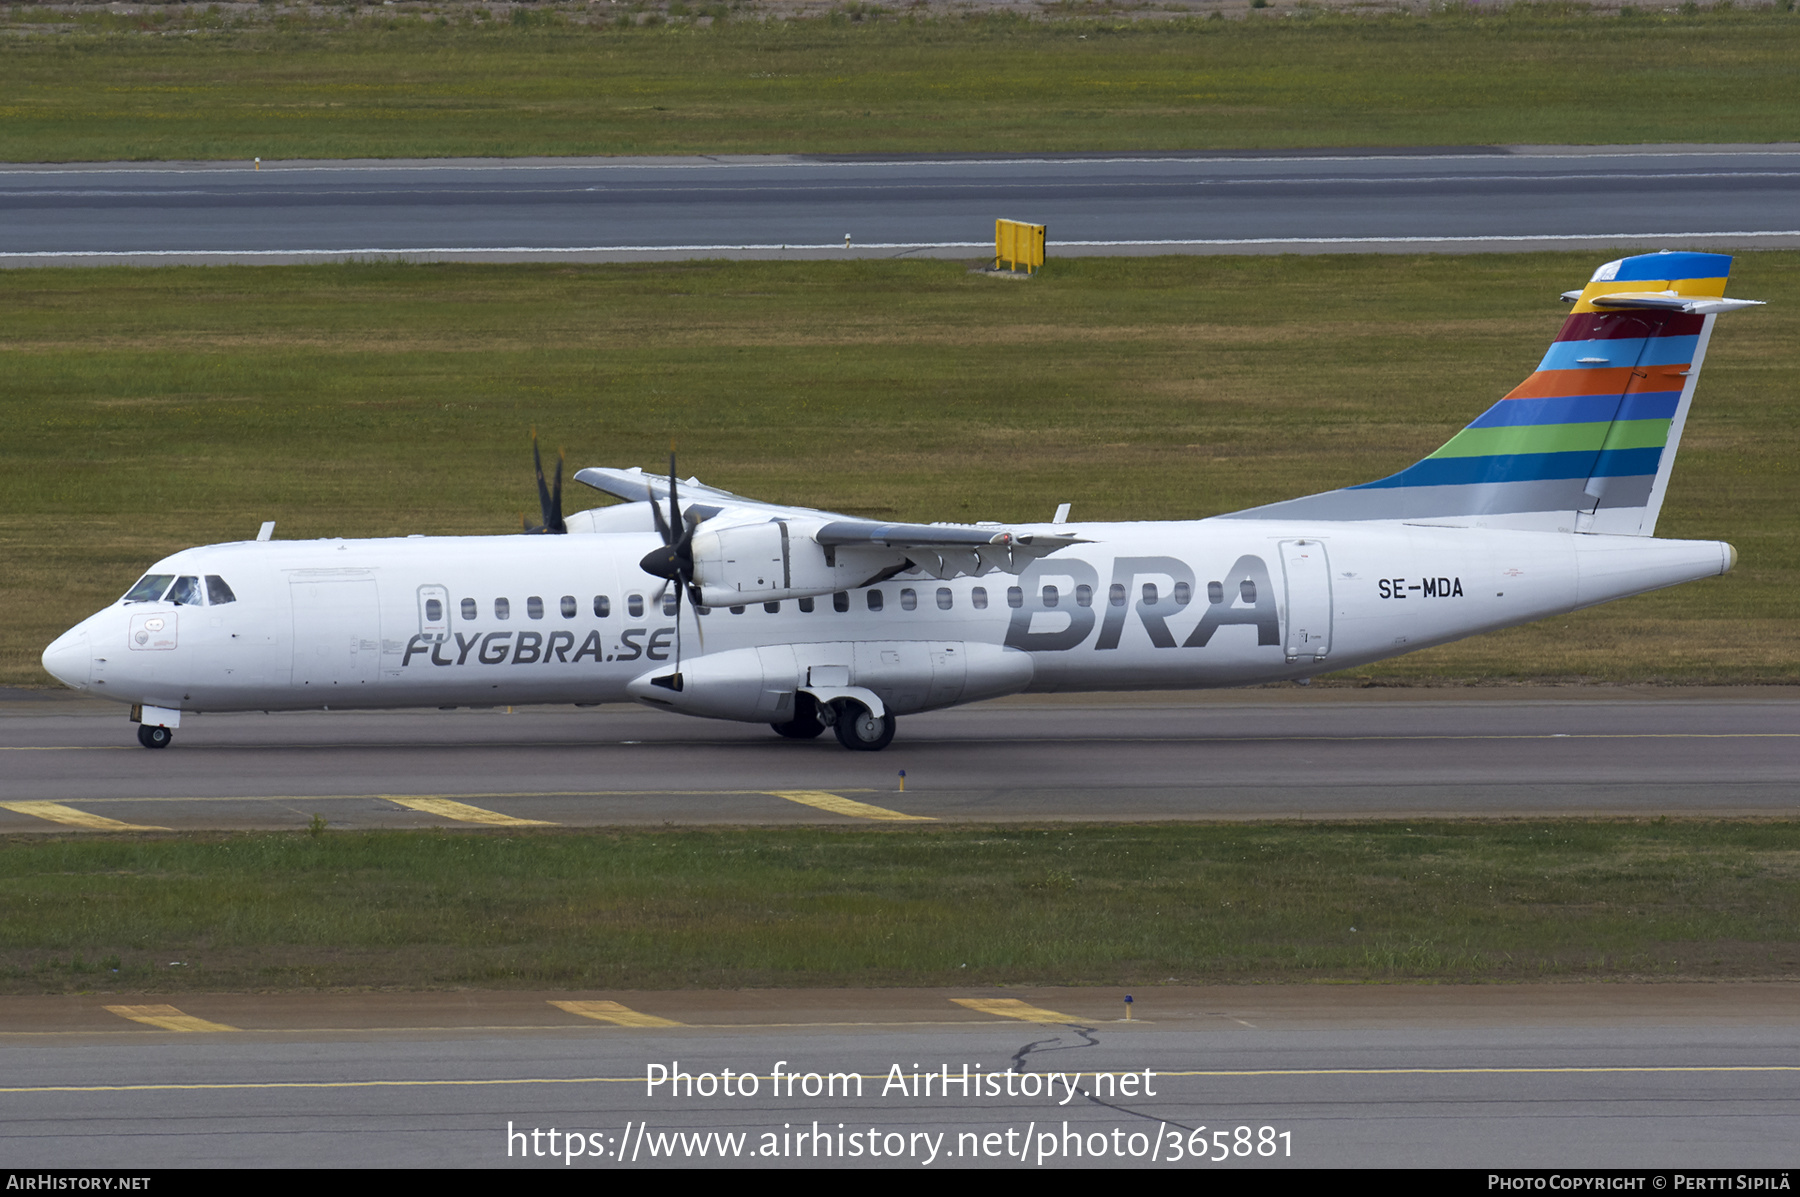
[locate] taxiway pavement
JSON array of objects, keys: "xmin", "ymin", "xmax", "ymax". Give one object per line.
[
  {"xmin": 4, "ymin": 985, "xmax": 1796, "ymax": 1168},
  {"xmin": 1, "ymin": 688, "xmax": 1793, "ymax": 831},
  {"xmin": 5, "ymin": 146, "xmax": 1800, "ymax": 266}
]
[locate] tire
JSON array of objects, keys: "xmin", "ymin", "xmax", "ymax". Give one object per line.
[
  {"xmin": 832, "ymin": 701, "xmax": 896, "ymax": 752},
  {"xmin": 771, "ymin": 691, "xmax": 826, "ymax": 739},
  {"xmin": 137, "ymin": 723, "xmax": 172, "ymax": 749}
]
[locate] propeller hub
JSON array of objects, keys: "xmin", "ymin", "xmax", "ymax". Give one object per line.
[{"xmin": 639, "ymin": 545, "xmax": 691, "ymax": 582}]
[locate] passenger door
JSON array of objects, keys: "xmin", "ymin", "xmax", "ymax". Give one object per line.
[{"xmin": 1280, "ymin": 540, "xmax": 1332, "ymax": 663}]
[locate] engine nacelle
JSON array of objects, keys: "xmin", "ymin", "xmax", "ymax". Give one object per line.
[
  {"xmin": 626, "ymin": 640, "xmax": 1035, "ymax": 723},
  {"xmin": 690, "ymin": 519, "xmax": 894, "ymax": 606}
]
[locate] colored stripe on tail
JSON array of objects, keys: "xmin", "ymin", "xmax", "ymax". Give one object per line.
[{"xmin": 1221, "ymin": 252, "xmax": 1761, "ymax": 535}]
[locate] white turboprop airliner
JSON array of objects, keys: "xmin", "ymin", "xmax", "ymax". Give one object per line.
[{"xmin": 42, "ymin": 252, "xmax": 1760, "ymax": 751}]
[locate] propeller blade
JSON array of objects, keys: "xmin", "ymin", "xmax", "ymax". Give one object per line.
[
  {"xmin": 549, "ymin": 447, "xmax": 566, "ymax": 534},
  {"xmin": 687, "ymin": 583, "xmax": 706, "ymax": 652},
  {"xmin": 648, "ymin": 493, "xmax": 672, "ymax": 543},
  {"xmin": 528, "ymin": 431, "xmax": 567, "ymax": 534}
]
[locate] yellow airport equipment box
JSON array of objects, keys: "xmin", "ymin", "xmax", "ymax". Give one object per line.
[{"xmin": 995, "ymin": 219, "xmax": 1046, "ymax": 274}]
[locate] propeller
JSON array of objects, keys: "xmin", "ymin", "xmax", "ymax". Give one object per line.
[
  {"xmin": 637, "ymin": 449, "xmax": 705, "ymax": 671},
  {"xmin": 523, "ymin": 430, "xmax": 567, "ymax": 535}
]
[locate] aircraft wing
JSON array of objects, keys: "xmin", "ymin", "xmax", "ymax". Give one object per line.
[
  {"xmin": 573, "ymin": 466, "xmax": 820, "ymax": 519},
  {"xmin": 573, "ymin": 465, "xmax": 1084, "ymax": 581}
]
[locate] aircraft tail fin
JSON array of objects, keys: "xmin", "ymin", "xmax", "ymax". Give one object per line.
[{"xmin": 1221, "ymin": 251, "xmax": 1762, "ymax": 535}]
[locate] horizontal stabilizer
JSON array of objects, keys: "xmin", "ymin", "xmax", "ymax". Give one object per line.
[{"xmin": 1562, "ymin": 290, "xmax": 1766, "ymax": 315}]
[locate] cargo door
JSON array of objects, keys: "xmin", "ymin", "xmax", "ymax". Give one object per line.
[{"xmin": 291, "ymin": 576, "xmax": 381, "ymax": 692}]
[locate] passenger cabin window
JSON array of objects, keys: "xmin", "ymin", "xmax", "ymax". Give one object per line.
[
  {"xmin": 1075, "ymin": 584, "xmax": 1093, "ymax": 608},
  {"xmin": 798, "ymin": 597, "xmax": 815, "ymax": 614},
  {"xmin": 628, "ymin": 594, "xmax": 644, "ymax": 618},
  {"xmin": 900, "ymin": 588, "xmax": 917, "ymax": 611},
  {"xmin": 729, "ymin": 605, "xmax": 745, "ymax": 615},
  {"xmin": 867, "ymin": 590, "xmax": 884, "ymax": 612},
  {"xmin": 833, "ymin": 592, "xmax": 849, "ymax": 613},
  {"xmin": 764, "ymin": 602, "xmax": 780, "ymax": 614},
  {"xmin": 1173, "ymin": 582, "xmax": 1192, "ymax": 606},
  {"xmin": 1007, "ymin": 587, "xmax": 1023, "ymax": 609},
  {"xmin": 205, "ymin": 576, "xmax": 236, "ymax": 605},
  {"xmin": 1240, "ymin": 579, "xmax": 1258, "ymax": 604},
  {"xmin": 495, "ymin": 598, "xmax": 511, "ymax": 620},
  {"xmin": 1109, "ymin": 583, "xmax": 1127, "ymax": 608},
  {"xmin": 166, "ymin": 576, "xmax": 203, "ymax": 606},
  {"xmin": 527, "ymin": 596, "xmax": 544, "ymax": 620},
  {"xmin": 594, "ymin": 596, "xmax": 610, "ymax": 618},
  {"xmin": 425, "ymin": 598, "xmax": 443, "ymax": 622},
  {"xmin": 1142, "ymin": 583, "xmax": 1159, "ymax": 606},
  {"xmin": 663, "ymin": 594, "xmax": 679, "ymax": 617},
  {"xmin": 1042, "ymin": 585, "xmax": 1059, "ymax": 608},
  {"xmin": 936, "ymin": 588, "xmax": 953, "ymax": 611},
  {"xmin": 1207, "ymin": 581, "xmax": 1225, "ymax": 605},
  {"xmin": 123, "ymin": 574, "xmax": 174, "ymax": 603},
  {"xmin": 560, "ymin": 595, "xmax": 577, "ymax": 619},
  {"xmin": 971, "ymin": 587, "xmax": 988, "ymax": 610},
  {"xmin": 461, "ymin": 598, "xmax": 478, "ymax": 621}
]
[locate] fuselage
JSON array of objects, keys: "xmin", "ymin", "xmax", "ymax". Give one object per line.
[{"xmin": 41, "ymin": 518, "xmax": 1733, "ymax": 720}]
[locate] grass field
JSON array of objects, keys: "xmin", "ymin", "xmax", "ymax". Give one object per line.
[
  {"xmin": 5, "ymin": 822, "xmax": 1796, "ymax": 993},
  {"xmin": 6, "ymin": 252, "xmax": 1795, "ymax": 687},
  {"xmin": 2, "ymin": 6, "xmax": 1799, "ymax": 160}
]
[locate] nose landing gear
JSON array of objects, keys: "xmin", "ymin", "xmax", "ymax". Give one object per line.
[{"xmin": 137, "ymin": 723, "xmax": 173, "ymax": 749}]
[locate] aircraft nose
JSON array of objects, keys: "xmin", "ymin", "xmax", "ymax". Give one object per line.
[{"xmin": 41, "ymin": 627, "xmax": 90, "ymax": 690}]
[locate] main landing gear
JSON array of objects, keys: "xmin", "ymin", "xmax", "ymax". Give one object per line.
[
  {"xmin": 137, "ymin": 723, "xmax": 173, "ymax": 749},
  {"xmin": 770, "ymin": 692, "xmax": 827, "ymax": 740},
  {"xmin": 769, "ymin": 694, "xmax": 897, "ymax": 752},
  {"xmin": 832, "ymin": 702, "xmax": 896, "ymax": 752}
]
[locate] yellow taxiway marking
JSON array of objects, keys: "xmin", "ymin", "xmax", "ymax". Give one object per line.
[
  {"xmin": 767, "ymin": 790, "xmax": 933, "ymax": 822},
  {"xmin": 384, "ymin": 796, "xmax": 554, "ymax": 827},
  {"xmin": 103, "ymin": 1005, "xmax": 239, "ymax": 1033},
  {"xmin": 549, "ymin": 1000, "xmax": 685, "ymax": 1028},
  {"xmin": 953, "ymin": 998, "xmax": 1085, "ymax": 1024},
  {"xmin": 0, "ymin": 801, "xmax": 168, "ymax": 831},
  {"xmin": 10, "ymin": 1064, "xmax": 1800, "ymax": 1096},
  {"xmin": 0, "ymin": 1018, "xmax": 1108, "ymax": 1039},
  {"xmin": 41, "ymin": 788, "xmax": 884, "ymax": 805}
]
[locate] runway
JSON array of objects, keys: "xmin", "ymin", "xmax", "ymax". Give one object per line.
[
  {"xmin": 6, "ymin": 145, "xmax": 1800, "ymax": 266},
  {"xmin": 4, "ymin": 985, "xmax": 1796, "ymax": 1169},
  {"xmin": 2, "ymin": 688, "xmax": 1794, "ymax": 830}
]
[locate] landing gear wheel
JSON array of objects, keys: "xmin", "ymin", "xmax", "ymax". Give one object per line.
[
  {"xmin": 832, "ymin": 701, "xmax": 895, "ymax": 752},
  {"xmin": 771, "ymin": 692, "xmax": 827, "ymax": 740},
  {"xmin": 137, "ymin": 723, "xmax": 172, "ymax": 749}
]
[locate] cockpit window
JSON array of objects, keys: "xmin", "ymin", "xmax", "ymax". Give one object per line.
[
  {"xmin": 122, "ymin": 574, "xmax": 174, "ymax": 603},
  {"xmin": 206, "ymin": 576, "xmax": 237, "ymax": 605},
  {"xmin": 166, "ymin": 576, "xmax": 204, "ymax": 606}
]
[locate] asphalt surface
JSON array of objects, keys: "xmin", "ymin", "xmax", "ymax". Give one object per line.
[
  {"xmin": 5, "ymin": 986, "xmax": 1797, "ymax": 1169},
  {"xmin": 2, "ymin": 688, "xmax": 1794, "ymax": 830},
  {"xmin": 6, "ymin": 145, "xmax": 1800, "ymax": 266},
  {"xmin": 6, "ymin": 694, "xmax": 1795, "ymax": 1169}
]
